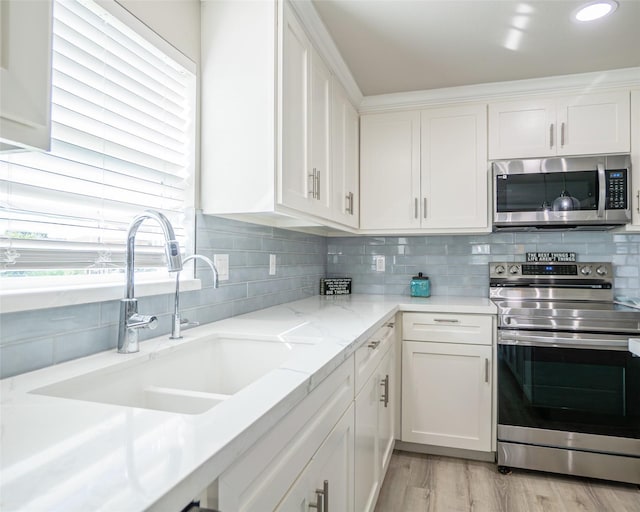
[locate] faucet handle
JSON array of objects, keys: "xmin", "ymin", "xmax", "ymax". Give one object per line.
[{"xmin": 128, "ymin": 313, "xmax": 158, "ymax": 330}]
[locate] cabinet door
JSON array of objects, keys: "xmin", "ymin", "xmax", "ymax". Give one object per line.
[
  {"xmin": 420, "ymin": 105, "xmax": 488, "ymax": 229},
  {"xmin": 331, "ymin": 79, "xmax": 359, "ymax": 228},
  {"xmin": 308, "ymin": 47, "xmax": 332, "ymax": 217},
  {"xmin": 360, "ymin": 111, "xmax": 421, "ymax": 230},
  {"xmin": 488, "ymin": 99, "xmax": 556, "ymax": 159},
  {"xmin": 557, "ymin": 91, "xmax": 630, "ymax": 156},
  {"xmin": 402, "ymin": 340, "xmax": 492, "ymax": 452},
  {"xmin": 280, "ymin": 4, "xmax": 312, "ymax": 211},
  {"xmin": 276, "ymin": 404, "xmax": 355, "ymax": 512},
  {"xmin": 354, "ymin": 369, "xmax": 381, "ymax": 512},
  {"xmin": 0, "ymin": 0, "xmax": 52, "ymax": 151},
  {"xmin": 377, "ymin": 347, "xmax": 395, "ymax": 475}
]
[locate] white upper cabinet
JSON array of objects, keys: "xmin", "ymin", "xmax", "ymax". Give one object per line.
[
  {"xmin": 280, "ymin": 5, "xmax": 313, "ymax": 212},
  {"xmin": 360, "ymin": 105, "xmax": 489, "ymax": 233},
  {"xmin": 489, "ymin": 91, "xmax": 630, "ymax": 159},
  {"xmin": 421, "ymin": 104, "xmax": 488, "ymax": 230},
  {"xmin": 331, "ymin": 79, "xmax": 359, "ymax": 228},
  {"xmin": 0, "ymin": 0, "xmax": 52, "ymax": 151},
  {"xmin": 360, "ymin": 111, "xmax": 421, "ymax": 230},
  {"xmin": 201, "ymin": 0, "xmax": 359, "ymax": 230}
]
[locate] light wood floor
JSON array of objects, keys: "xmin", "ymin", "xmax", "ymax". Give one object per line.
[{"xmin": 374, "ymin": 450, "xmax": 640, "ymax": 512}]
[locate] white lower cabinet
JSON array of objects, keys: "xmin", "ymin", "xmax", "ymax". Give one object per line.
[
  {"xmin": 276, "ymin": 403, "xmax": 354, "ymax": 511},
  {"xmin": 216, "ymin": 320, "xmax": 398, "ymax": 512},
  {"xmin": 217, "ymin": 359, "xmax": 354, "ymax": 512},
  {"xmin": 354, "ymin": 325, "xmax": 396, "ymax": 512},
  {"xmin": 401, "ymin": 313, "xmax": 494, "ymax": 453}
]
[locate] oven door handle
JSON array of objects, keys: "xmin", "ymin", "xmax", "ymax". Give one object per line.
[{"xmin": 498, "ymin": 330, "xmax": 630, "ymax": 351}]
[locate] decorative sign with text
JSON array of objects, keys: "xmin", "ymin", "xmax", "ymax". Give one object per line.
[
  {"xmin": 526, "ymin": 252, "xmax": 576, "ymax": 263},
  {"xmin": 320, "ymin": 278, "xmax": 352, "ymax": 295}
]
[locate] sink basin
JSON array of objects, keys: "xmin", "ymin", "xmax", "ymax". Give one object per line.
[{"xmin": 32, "ymin": 335, "xmax": 312, "ymax": 415}]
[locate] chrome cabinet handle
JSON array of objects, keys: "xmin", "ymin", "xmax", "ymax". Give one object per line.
[
  {"xmin": 636, "ymin": 190, "xmax": 639, "ymax": 214},
  {"xmin": 368, "ymin": 339, "xmax": 381, "ymax": 349},
  {"xmin": 380, "ymin": 374, "xmax": 390, "ymax": 407},
  {"xmin": 550, "ymin": 123, "xmax": 554, "ymax": 148},
  {"xmin": 561, "ymin": 122, "xmax": 565, "ymax": 147},
  {"xmin": 309, "ymin": 480, "xmax": 329, "ymax": 512},
  {"xmin": 315, "ymin": 169, "xmax": 321, "ymax": 201},
  {"xmin": 433, "ymin": 318, "xmax": 460, "ymax": 323},
  {"xmin": 308, "ymin": 169, "xmax": 316, "ymax": 199},
  {"xmin": 345, "ymin": 192, "xmax": 354, "ymax": 215},
  {"xmin": 423, "ymin": 197, "xmax": 427, "ymax": 219},
  {"xmin": 484, "ymin": 358, "xmax": 489, "ymax": 383},
  {"xmin": 414, "ymin": 197, "xmax": 418, "ymax": 219},
  {"xmin": 385, "ymin": 321, "xmax": 395, "ymax": 328}
]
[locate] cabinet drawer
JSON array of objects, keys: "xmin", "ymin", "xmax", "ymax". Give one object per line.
[
  {"xmin": 355, "ymin": 321, "xmax": 395, "ymax": 394},
  {"xmin": 402, "ymin": 312, "xmax": 493, "ymax": 345}
]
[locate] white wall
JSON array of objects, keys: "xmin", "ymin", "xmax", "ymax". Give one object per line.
[{"xmin": 115, "ymin": 0, "xmax": 201, "ymax": 63}]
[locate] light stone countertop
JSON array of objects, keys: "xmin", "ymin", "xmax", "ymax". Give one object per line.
[{"xmin": 0, "ymin": 294, "xmax": 496, "ymax": 512}]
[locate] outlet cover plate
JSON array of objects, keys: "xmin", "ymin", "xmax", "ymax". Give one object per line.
[{"xmin": 214, "ymin": 254, "xmax": 229, "ymax": 281}]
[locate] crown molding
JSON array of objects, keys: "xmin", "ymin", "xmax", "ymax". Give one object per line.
[
  {"xmin": 359, "ymin": 67, "xmax": 640, "ymax": 113},
  {"xmin": 288, "ymin": 0, "xmax": 363, "ymax": 107}
]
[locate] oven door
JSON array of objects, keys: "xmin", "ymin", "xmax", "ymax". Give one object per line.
[{"xmin": 497, "ymin": 329, "xmax": 640, "ymax": 455}]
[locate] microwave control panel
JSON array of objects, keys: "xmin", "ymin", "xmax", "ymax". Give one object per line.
[{"xmin": 606, "ymin": 169, "xmax": 628, "ymax": 210}]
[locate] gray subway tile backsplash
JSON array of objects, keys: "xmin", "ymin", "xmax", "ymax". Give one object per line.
[
  {"xmin": 327, "ymin": 231, "xmax": 640, "ymax": 299},
  {"xmin": 0, "ymin": 214, "xmax": 327, "ymax": 379},
  {"xmin": 3, "ymin": 217, "xmax": 640, "ymax": 379}
]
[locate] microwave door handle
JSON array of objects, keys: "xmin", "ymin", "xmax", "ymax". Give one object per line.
[{"xmin": 597, "ymin": 163, "xmax": 605, "ymax": 218}]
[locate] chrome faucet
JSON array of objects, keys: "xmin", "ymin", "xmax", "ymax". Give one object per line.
[
  {"xmin": 170, "ymin": 254, "xmax": 219, "ymax": 339},
  {"xmin": 118, "ymin": 210, "xmax": 183, "ymax": 353}
]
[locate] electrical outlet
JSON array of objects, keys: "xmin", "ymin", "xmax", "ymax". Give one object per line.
[
  {"xmin": 269, "ymin": 254, "xmax": 277, "ymax": 275},
  {"xmin": 375, "ymin": 255, "xmax": 385, "ymax": 272},
  {"xmin": 214, "ymin": 254, "xmax": 229, "ymax": 281}
]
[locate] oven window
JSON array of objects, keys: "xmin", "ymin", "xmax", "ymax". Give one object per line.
[
  {"xmin": 498, "ymin": 344, "xmax": 640, "ymax": 439},
  {"xmin": 496, "ymin": 171, "xmax": 598, "ymax": 213}
]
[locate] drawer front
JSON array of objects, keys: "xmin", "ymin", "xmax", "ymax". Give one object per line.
[
  {"xmin": 355, "ymin": 321, "xmax": 395, "ymax": 394},
  {"xmin": 402, "ymin": 312, "xmax": 493, "ymax": 345}
]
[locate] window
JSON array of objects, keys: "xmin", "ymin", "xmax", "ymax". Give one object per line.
[{"xmin": 0, "ymin": 0, "xmax": 195, "ymax": 284}]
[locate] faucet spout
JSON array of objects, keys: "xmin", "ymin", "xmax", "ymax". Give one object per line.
[
  {"xmin": 125, "ymin": 210, "xmax": 182, "ymax": 300},
  {"xmin": 170, "ymin": 254, "xmax": 219, "ymax": 339},
  {"xmin": 118, "ymin": 209, "xmax": 183, "ymax": 354}
]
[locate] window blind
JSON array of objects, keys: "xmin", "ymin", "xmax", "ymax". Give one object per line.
[{"xmin": 0, "ymin": 0, "xmax": 195, "ymax": 277}]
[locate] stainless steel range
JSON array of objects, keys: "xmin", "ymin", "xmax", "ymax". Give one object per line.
[{"xmin": 490, "ymin": 261, "xmax": 640, "ymax": 485}]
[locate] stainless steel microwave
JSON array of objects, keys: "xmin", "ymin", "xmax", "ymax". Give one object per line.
[{"xmin": 492, "ymin": 154, "xmax": 631, "ymax": 230}]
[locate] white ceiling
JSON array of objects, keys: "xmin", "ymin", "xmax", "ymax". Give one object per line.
[{"xmin": 311, "ymin": 0, "xmax": 640, "ymax": 96}]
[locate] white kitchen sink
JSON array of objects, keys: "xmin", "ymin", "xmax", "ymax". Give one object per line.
[{"xmin": 32, "ymin": 335, "xmax": 313, "ymax": 415}]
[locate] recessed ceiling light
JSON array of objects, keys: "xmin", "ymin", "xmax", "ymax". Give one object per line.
[{"xmin": 574, "ymin": 0, "xmax": 618, "ymax": 21}]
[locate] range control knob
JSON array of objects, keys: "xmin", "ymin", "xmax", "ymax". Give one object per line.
[
  {"xmin": 509, "ymin": 265, "xmax": 520, "ymax": 275},
  {"xmin": 580, "ymin": 266, "xmax": 592, "ymax": 276},
  {"xmin": 494, "ymin": 265, "xmax": 505, "ymax": 275},
  {"xmin": 596, "ymin": 266, "xmax": 608, "ymax": 276}
]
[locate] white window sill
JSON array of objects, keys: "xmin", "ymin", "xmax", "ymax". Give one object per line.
[{"xmin": 0, "ymin": 278, "xmax": 201, "ymax": 314}]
